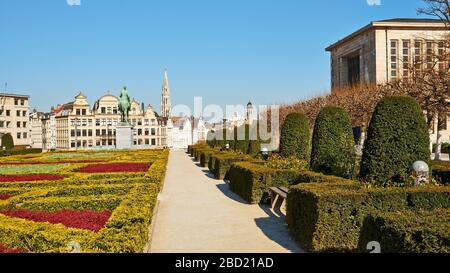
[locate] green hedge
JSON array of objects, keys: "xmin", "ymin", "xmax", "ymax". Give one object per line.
[
  {"xmin": 286, "ymin": 181, "xmax": 450, "ymax": 252},
  {"xmin": 361, "ymin": 96, "xmax": 431, "ymax": 185},
  {"xmin": 209, "ymin": 152, "xmax": 252, "ymax": 180},
  {"xmin": 0, "ymin": 148, "xmax": 42, "ymax": 157},
  {"xmin": 433, "ymin": 161, "xmax": 449, "ymax": 185},
  {"xmin": 200, "ymin": 149, "xmax": 217, "ymax": 167},
  {"xmin": 311, "ymin": 107, "xmax": 355, "ymax": 179},
  {"xmin": 228, "ymin": 162, "xmax": 301, "ymax": 204},
  {"xmin": 279, "ymin": 113, "xmax": 311, "ymax": 161},
  {"xmin": 1, "ymin": 134, "xmax": 14, "ymax": 150},
  {"xmin": 358, "ymin": 209, "xmax": 450, "ymax": 253}
]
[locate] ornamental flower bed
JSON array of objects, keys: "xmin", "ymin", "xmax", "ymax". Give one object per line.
[
  {"xmin": 0, "ymin": 243, "xmax": 27, "ymax": 253},
  {"xmin": 0, "ymin": 209, "xmax": 112, "ymax": 232},
  {"xmin": 0, "ymin": 160, "xmax": 104, "ymax": 165},
  {"xmin": 79, "ymin": 163, "xmax": 150, "ymax": 173},
  {"xmin": 0, "ymin": 194, "xmax": 12, "ymax": 200},
  {"xmin": 0, "ymin": 174, "xmax": 64, "ymax": 183},
  {"xmin": 0, "ymin": 164, "xmax": 70, "ymax": 175}
]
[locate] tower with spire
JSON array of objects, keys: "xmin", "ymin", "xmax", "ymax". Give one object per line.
[{"xmin": 161, "ymin": 68, "xmax": 172, "ymax": 118}]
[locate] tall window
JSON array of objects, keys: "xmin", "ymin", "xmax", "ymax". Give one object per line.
[
  {"xmin": 390, "ymin": 40, "xmax": 398, "ymax": 80},
  {"xmin": 414, "ymin": 40, "xmax": 423, "ymax": 75},
  {"xmin": 438, "ymin": 41, "xmax": 445, "ymax": 71},
  {"xmin": 402, "ymin": 40, "xmax": 410, "ymax": 80},
  {"xmin": 347, "ymin": 55, "xmax": 360, "ymax": 85},
  {"xmin": 426, "ymin": 41, "xmax": 434, "ymax": 70}
]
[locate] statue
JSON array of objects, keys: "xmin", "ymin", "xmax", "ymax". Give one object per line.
[{"xmin": 118, "ymin": 86, "xmax": 131, "ymax": 124}]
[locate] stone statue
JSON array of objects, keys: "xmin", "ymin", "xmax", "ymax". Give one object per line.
[{"xmin": 118, "ymin": 86, "xmax": 131, "ymax": 124}]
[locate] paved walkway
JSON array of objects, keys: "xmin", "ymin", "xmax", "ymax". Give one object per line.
[{"xmin": 148, "ymin": 150, "xmax": 302, "ymax": 253}]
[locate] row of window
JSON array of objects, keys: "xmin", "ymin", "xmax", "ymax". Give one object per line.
[
  {"xmin": 69, "ymin": 128, "xmax": 159, "ymax": 137},
  {"xmin": 69, "ymin": 138, "xmax": 160, "ymax": 148},
  {"xmin": 70, "ymin": 118, "xmax": 158, "ymax": 127},
  {"xmin": 390, "ymin": 39, "xmax": 447, "ymax": 81},
  {"xmin": 0, "ymin": 109, "xmax": 28, "ymax": 117},
  {"xmin": 14, "ymin": 99, "xmax": 26, "ymax": 106}
]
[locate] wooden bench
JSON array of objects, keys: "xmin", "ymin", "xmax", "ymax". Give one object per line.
[{"xmin": 269, "ymin": 186, "xmax": 289, "ymax": 212}]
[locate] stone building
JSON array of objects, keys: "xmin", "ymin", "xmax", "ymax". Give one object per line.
[
  {"xmin": 42, "ymin": 111, "xmax": 56, "ymax": 151},
  {"xmin": 0, "ymin": 93, "xmax": 30, "ymax": 147},
  {"xmin": 170, "ymin": 116, "xmax": 209, "ymax": 150},
  {"xmin": 48, "ymin": 91, "xmax": 169, "ymax": 151},
  {"xmin": 326, "ymin": 19, "xmax": 448, "ymax": 90},
  {"xmin": 29, "ymin": 110, "xmax": 45, "ymax": 149},
  {"xmin": 327, "ymin": 18, "xmax": 450, "ymax": 148}
]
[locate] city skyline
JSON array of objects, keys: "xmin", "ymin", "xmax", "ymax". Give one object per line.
[{"xmin": 1, "ymin": 0, "xmax": 430, "ymax": 112}]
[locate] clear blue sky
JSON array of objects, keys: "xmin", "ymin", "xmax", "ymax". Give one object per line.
[{"xmin": 0, "ymin": 0, "xmax": 430, "ymax": 113}]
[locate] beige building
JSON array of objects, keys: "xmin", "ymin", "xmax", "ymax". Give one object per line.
[
  {"xmin": 327, "ymin": 18, "xmax": 450, "ymax": 149},
  {"xmin": 0, "ymin": 93, "xmax": 30, "ymax": 147},
  {"xmin": 50, "ymin": 92, "xmax": 169, "ymax": 150},
  {"xmin": 326, "ymin": 19, "xmax": 449, "ymax": 90},
  {"xmin": 29, "ymin": 110, "xmax": 45, "ymax": 149}
]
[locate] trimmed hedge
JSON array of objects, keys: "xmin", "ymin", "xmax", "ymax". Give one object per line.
[
  {"xmin": 286, "ymin": 181, "xmax": 450, "ymax": 252},
  {"xmin": 209, "ymin": 152, "xmax": 252, "ymax": 180},
  {"xmin": 279, "ymin": 113, "xmax": 311, "ymax": 161},
  {"xmin": 200, "ymin": 149, "xmax": 217, "ymax": 167},
  {"xmin": 228, "ymin": 162, "xmax": 301, "ymax": 204},
  {"xmin": 361, "ymin": 96, "xmax": 431, "ymax": 185},
  {"xmin": 433, "ymin": 161, "xmax": 450, "ymax": 185},
  {"xmin": 311, "ymin": 107, "xmax": 355, "ymax": 179},
  {"xmin": 358, "ymin": 209, "xmax": 450, "ymax": 253},
  {"xmin": 1, "ymin": 134, "xmax": 14, "ymax": 150},
  {"xmin": 0, "ymin": 148, "xmax": 42, "ymax": 157}
]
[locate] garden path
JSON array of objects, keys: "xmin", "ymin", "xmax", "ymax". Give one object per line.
[{"xmin": 147, "ymin": 150, "xmax": 303, "ymax": 253}]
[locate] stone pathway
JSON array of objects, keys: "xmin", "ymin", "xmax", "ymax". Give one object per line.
[{"xmin": 147, "ymin": 150, "xmax": 303, "ymax": 253}]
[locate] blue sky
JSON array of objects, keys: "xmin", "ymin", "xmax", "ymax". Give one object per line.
[{"xmin": 0, "ymin": 0, "xmax": 430, "ymax": 113}]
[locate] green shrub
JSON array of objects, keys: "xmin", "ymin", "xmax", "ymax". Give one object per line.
[
  {"xmin": 433, "ymin": 161, "xmax": 450, "ymax": 185},
  {"xmin": 212, "ymin": 153, "xmax": 251, "ymax": 180},
  {"xmin": 311, "ymin": 107, "xmax": 356, "ymax": 179},
  {"xmin": 286, "ymin": 181, "xmax": 450, "ymax": 252},
  {"xmin": 228, "ymin": 162, "xmax": 301, "ymax": 204},
  {"xmin": 200, "ymin": 149, "xmax": 216, "ymax": 167},
  {"xmin": 358, "ymin": 209, "xmax": 450, "ymax": 253},
  {"xmin": 1, "ymin": 134, "xmax": 14, "ymax": 150},
  {"xmin": 206, "ymin": 130, "xmax": 217, "ymax": 148},
  {"xmin": 280, "ymin": 113, "xmax": 311, "ymax": 161},
  {"xmin": 234, "ymin": 125, "xmax": 250, "ymax": 154},
  {"xmin": 361, "ymin": 96, "xmax": 431, "ymax": 186}
]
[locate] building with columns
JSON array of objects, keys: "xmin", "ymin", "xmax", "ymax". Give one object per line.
[
  {"xmin": 326, "ymin": 19, "xmax": 448, "ymax": 90},
  {"xmin": 327, "ymin": 18, "xmax": 450, "ymax": 149},
  {"xmin": 41, "ymin": 69, "xmax": 172, "ymax": 151}
]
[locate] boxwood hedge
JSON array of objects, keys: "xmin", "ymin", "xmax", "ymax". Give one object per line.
[{"xmin": 280, "ymin": 113, "xmax": 311, "ymax": 161}]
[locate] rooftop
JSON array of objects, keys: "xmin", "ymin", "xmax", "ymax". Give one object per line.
[
  {"xmin": 0, "ymin": 93, "xmax": 30, "ymax": 99},
  {"xmin": 326, "ymin": 18, "xmax": 448, "ymax": 51}
]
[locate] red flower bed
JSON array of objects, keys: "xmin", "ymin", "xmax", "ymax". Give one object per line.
[
  {"xmin": 0, "ymin": 209, "xmax": 112, "ymax": 232},
  {"xmin": 0, "ymin": 194, "xmax": 12, "ymax": 200},
  {"xmin": 79, "ymin": 163, "xmax": 150, "ymax": 173},
  {"xmin": 0, "ymin": 244, "xmax": 28, "ymax": 254},
  {"xmin": 0, "ymin": 174, "xmax": 64, "ymax": 183}
]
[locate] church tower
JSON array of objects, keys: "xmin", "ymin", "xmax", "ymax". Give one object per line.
[
  {"xmin": 246, "ymin": 101, "xmax": 254, "ymax": 125},
  {"xmin": 161, "ymin": 68, "xmax": 171, "ymax": 118}
]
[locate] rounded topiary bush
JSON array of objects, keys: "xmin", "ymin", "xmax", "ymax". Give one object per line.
[
  {"xmin": 279, "ymin": 113, "xmax": 311, "ymax": 161},
  {"xmin": 1, "ymin": 134, "xmax": 14, "ymax": 150},
  {"xmin": 206, "ymin": 130, "xmax": 216, "ymax": 148},
  {"xmin": 311, "ymin": 107, "xmax": 356, "ymax": 178},
  {"xmin": 360, "ymin": 96, "xmax": 431, "ymax": 186}
]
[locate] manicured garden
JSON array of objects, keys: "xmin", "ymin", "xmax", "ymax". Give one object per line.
[
  {"xmin": 191, "ymin": 95, "xmax": 450, "ymax": 253},
  {"xmin": 0, "ymin": 149, "xmax": 169, "ymax": 253}
]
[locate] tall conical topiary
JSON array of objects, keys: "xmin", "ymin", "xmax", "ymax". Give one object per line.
[
  {"xmin": 311, "ymin": 107, "xmax": 356, "ymax": 178},
  {"xmin": 234, "ymin": 124, "xmax": 250, "ymax": 154},
  {"xmin": 360, "ymin": 96, "xmax": 431, "ymax": 186},
  {"xmin": 1, "ymin": 134, "xmax": 14, "ymax": 150},
  {"xmin": 280, "ymin": 113, "xmax": 311, "ymax": 161}
]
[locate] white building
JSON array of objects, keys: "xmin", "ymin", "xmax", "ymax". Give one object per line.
[
  {"xmin": 29, "ymin": 110, "xmax": 45, "ymax": 149},
  {"xmin": 170, "ymin": 116, "xmax": 209, "ymax": 150}
]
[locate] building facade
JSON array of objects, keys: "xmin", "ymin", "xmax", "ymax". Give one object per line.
[
  {"xmin": 327, "ymin": 18, "xmax": 450, "ymax": 147},
  {"xmin": 0, "ymin": 93, "xmax": 30, "ymax": 147},
  {"xmin": 171, "ymin": 117, "xmax": 209, "ymax": 150},
  {"xmin": 29, "ymin": 110, "xmax": 45, "ymax": 149},
  {"xmin": 326, "ymin": 19, "xmax": 449, "ymax": 90}
]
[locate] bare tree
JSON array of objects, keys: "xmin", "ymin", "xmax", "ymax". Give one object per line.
[{"xmin": 418, "ymin": 0, "xmax": 450, "ymax": 27}]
